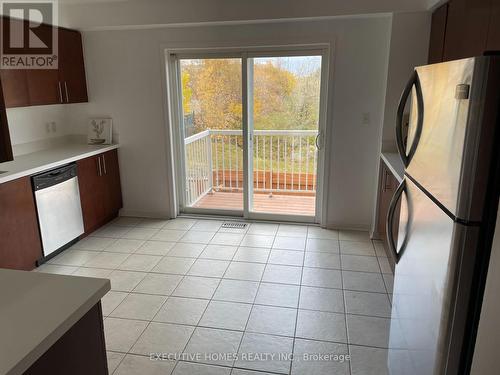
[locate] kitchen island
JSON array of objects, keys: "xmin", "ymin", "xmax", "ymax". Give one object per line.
[{"xmin": 0, "ymin": 269, "xmax": 110, "ymax": 375}]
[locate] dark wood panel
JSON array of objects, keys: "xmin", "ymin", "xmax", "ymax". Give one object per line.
[
  {"xmin": 0, "ymin": 70, "xmax": 30, "ymax": 107},
  {"xmin": 26, "ymin": 68, "xmax": 61, "ymax": 105},
  {"xmin": 0, "ymin": 177, "xmax": 42, "ymax": 270},
  {"xmin": 59, "ymin": 29, "xmax": 88, "ymax": 103},
  {"xmin": 103, "ymin": 149, "xmax": 123, "ymax": 216},
  {"xmin": 487, "ymin": 0, "xmax": 500, "ymax": 50},
  {"xmin": 0, "ymin": 18, "xmax": 88, "ymax": 107},
  {"xmin": 77, "ymin": 155, "xmax": 107, "ymax": 234},
  {"xmin": 444, "ymin": 0, "xmax": 492, "ymax": 60},
  {"xmin": 429, "ymin": 3, "xmax": 449, "ymax": 63},
  {"xmin": 78, "ymin": 151, "xmax": 122, "ymax": 236},
  {"xmin": 0, "ymin": 73, "xmax": 13, "ymax": 162},
  {"xmin": 25, "ymin": 302, "xmax": 108, "ymax": 375}
]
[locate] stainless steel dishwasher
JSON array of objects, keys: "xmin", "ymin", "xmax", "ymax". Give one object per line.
[{"xmin": 33, "ymin": 163, "xmax": 84, "ymax": 259}]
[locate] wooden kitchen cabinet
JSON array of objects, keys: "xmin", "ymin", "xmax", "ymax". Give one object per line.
[
  {"xmin": 0, "ymin": 73, "xmax": 13, "ymax": 162},
  {"xmin": 444, "ymin": 0, "xmax": 491, "ymax": 60},
  {"xmin": 487, "ymin": 0, "xmax": 500, "ymax": 50},
  {"xmin": 58, "ymin": 29, "xmax": 88, "ymax": 103},
  {"xmin": 0, "ymin": 70, "xmax": 30, "ymax": 108},
  {"xmin": 429, "ymin": 0, "xmax": 500, "ymax": 63},
  {"xmin": 0, "ymin": 177, "xmax": 42, "ymax": 270},
  {"xmin": 0, "ymin": 18, "xmax": 88, "ymax": 107},
  {"xmin": 24, "ymin": 303, "xmax": 108, "ymax": 375},
  {"xmin": 77, "ymin": 149, "xmax": 122, "ymax": 235},
  {"xmin": 428, "ymin": 3, "xmax": 449, "ymax": 64}
]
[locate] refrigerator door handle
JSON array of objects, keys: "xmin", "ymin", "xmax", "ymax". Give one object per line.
[
  {"xmin": 396, "ymin": 70, "xmax": 424, "ymax": 167},
  {"xmin": 386, "ymin": 179, "xmax": 408, "ymax": 263}
]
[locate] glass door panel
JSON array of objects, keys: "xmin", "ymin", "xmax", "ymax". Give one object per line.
[
  {"xmin": 249, "ymin": 55, "xmax": 322, "ymax": 216},
  {"xmin": 179, "ymin": 58, "xmax": 243, "ymax": 212}
]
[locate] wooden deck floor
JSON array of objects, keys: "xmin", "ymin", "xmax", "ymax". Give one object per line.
[{"xmin": 192, "ymin": 191, "xmax": 316, "ymax": 216}]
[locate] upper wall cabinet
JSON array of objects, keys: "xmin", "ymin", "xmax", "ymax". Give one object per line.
[
  {"xmin": 428, "ymin": 3, "xmax": 448, "ymax": 64},
  {"xmin": 429, "ymin": 0, "xmax": 500, "ymax": 63},
  {"xmin": 59, "ymin": 29, "xmax": 88, "ymax": 103},
  {"xmin": 0, "ymin": 18, "xmax": 88, "ymax": 108},
  {"xmin": 487, "ymin": 0, "xmax": 500, "ymax": 50},
  {"xmin": 443, "ymin": 0, "xmax": 491, "ymax": 61}
]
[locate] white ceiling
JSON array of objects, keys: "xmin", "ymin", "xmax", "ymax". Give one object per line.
[{"xmin": 59, "ymin": 0, "xmax": 436, "ymax": 29}]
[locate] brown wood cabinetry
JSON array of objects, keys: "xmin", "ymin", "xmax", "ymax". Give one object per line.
[
  {"xmin": 376, "ymin": 161, "xmax": 400, "ymax": 272},
  {"xmin": 428, "ymin": 3, "xmax": 449, "ymax": 63},
  {"xmin": 0, "ymin": 73, "xmax": 13, "ymax": 162},
  {"xmin": 0, "ymin": 18, "xmax": 88, "ymax": 108},
  {"xmin": 58, "ymin": 29, "xmax": 88, "ymax": 103},
  {"xmin": 0, "ymin": 176, "xmax": 42, "ymax": 270},
  {"xmin": 443, "ymin": 0, "xmax": 491, "ymax": 61},
  {"xmin": 429, "ymin": 0, "xmax": 500, "ymax": 64},
  {"xmin": 77, "ymin": 149, "xmax": 122, "ymax": 235},
  {"xmin": 487, "ymin": 0, "xmax": 500, "ymax": 50},
  {"xmin": 25, "ymin": 302, "xmax": 108, "ymax": 375}
]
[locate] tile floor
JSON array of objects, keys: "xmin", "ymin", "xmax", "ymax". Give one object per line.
[{"xmin": 35, "ymin": 217, "xmax": 395, "ymax": 375}]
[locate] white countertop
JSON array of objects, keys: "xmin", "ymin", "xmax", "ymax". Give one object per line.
[
  {"xmin": 0, "ymin": 143, "xmax": 119, "ymax": 184},
  {"xmin": 0, "ymin": 269, "xmax": 110, "ymax": 375},
  {"xmin": 381, "ymin": 152, "xmax": 405, "ymax": 182}
]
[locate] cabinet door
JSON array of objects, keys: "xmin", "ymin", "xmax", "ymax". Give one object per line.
[
  {"xmin": 428, "ymin": 3, "xmax": 449, "ymax": 64},
  {"xmin": 25, "ymin": 24, "xmax": 62, "ymax": 105},
  {"xmin": 102, "ymin": 149, "xmax": 122, "ymax": 217},
  {"xmin": 487, "ymin": 0, "xmax": 500, "ymax": 50},
  {"xmin": 0, "ymin": 177, "xmax": 42, "ymax": 270},
  {"xmin": 0, "ymin": 70, "xmax": 30, "ymax": 108},
  {"xmin": 0, "ymin": 75, "xmax": 13, "ymax": 162},
  {"xmin": 443, "ymin": 0, "xmax": 491, "ymax": 60},
  {"xmin": 77, "ymin": 155, "xmax": 106, "ymax": 234},
  {"xmin": 59, "ymin": 29, "xmax": 88, "ymax": 103}
]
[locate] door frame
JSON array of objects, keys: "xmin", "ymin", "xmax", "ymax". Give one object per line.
[{"xmin": 165, "ymin": 44, "xmax": 330, "ymax": 224}]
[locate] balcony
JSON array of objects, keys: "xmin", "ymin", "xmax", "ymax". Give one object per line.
[{"xmin": 184, "ymin": 129, "xmax": 318, "ymax": 215}]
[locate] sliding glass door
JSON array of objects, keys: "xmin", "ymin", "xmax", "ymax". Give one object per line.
[
  {"xmin": 248, "ymin": 56, "xmax": 322, "ymax": 216},
  {"xmin": 172, "ymin": 50, "xmax": 326, "ymax": 222},
  {"xmin": 178, "ymin": 58, "xmax": 244, "ymax": 212}
]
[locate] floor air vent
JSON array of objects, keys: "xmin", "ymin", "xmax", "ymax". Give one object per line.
[{"xmin": 222, "ymin": 222, "xmax": 247, "ymax": 229}]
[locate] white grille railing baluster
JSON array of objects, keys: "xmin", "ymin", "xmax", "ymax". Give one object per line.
[{"xmin": 185, "ymin": 129, "xmax": 318, "ymax": 205}]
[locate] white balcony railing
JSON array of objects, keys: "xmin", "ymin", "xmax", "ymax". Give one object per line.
[{"xmin": 184, "ymin": 129, "xmax": 318, "ymax": 207}]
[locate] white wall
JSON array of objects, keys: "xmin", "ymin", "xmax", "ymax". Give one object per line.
[
  {"xmin": 5, "ymin": 105, "xmax": 71, "ymax": 155},
  {"xmin": 471, "ymin": 203, "xmax": 500, "ymax": 374},
  {"xmin": 380, "ymin": 12, "xmax": 431, "ymax": 150},
  {"xmin": 66, "ymin": 17, "xmax": 392, "ymax": 226}
]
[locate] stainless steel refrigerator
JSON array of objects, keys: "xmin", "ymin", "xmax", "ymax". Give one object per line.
[{"xmin": 386, "ymin": 56, "xmax": 500, "ymax": 375}]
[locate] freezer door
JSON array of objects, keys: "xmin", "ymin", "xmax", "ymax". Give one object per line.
[
  {"xmin": 405, "ymin": 57, "xmax": 495, "ymax": 222},
  {"xmin": 388, "ymin": 178, "xmax": 478, "ymax": 375}
]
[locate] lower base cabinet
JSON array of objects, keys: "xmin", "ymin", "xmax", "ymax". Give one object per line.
[
  {"xmin": 24, "ymin": 302, "xmax": 108, "ymax": 375},
  {"xmin": 0, "ymin": 176, "xmax": 42, "ymax": 270},
  {"xmin": 78, "ymin": 149, "xmax": 123, "ymax": 235}
]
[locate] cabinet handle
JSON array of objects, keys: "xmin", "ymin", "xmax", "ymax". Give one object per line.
[
  {"xmin": 97, "ymin": 156, "xmax": 102, "ymax": 176},
  {"xmin": 102, "ymin": 155, "xmax": 107, "ymax": 175},
  {"xmin": 64, "ymin": 82, "xmax": 69, "ymax": 102},
  {"xmin": 58, "ymin": 82, "xmax": 63, "ymax": 103}
]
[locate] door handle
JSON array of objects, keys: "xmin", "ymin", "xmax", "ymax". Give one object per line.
[
  {"xmin": 386, "ymin": 179, "xmax": 408, "ymax": 263},
  {"xmin": 315, "ymin": 132, "xmax": 322, "ymax": 150},
  {"xmin": 97, "ymin": 156, "xmax": 102, "ymax": 176},
  {"xmin": 64, "ymin": 82, "xmax": 69, "ymax": 102},
  {"xmin": 58, "ymin": 82, "xmax": 63, "ymax": 103},
  {"xmin": 396, "ymin": 70, "xmax": 424, "ymax": 167},
  {"xmin": 102, "ymin": 155, "xmax": 107, "ymax": 175}
]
